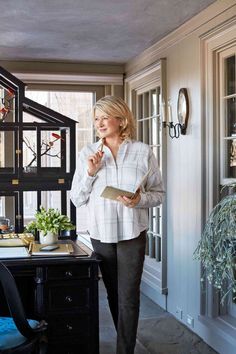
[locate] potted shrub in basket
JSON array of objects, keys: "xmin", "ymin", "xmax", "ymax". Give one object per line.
[
  {"xmin": 193, "ymin": 186, "xmax": 236, "ymax": 303},
  {"xmin": 25, "ymin": 206, "xmax": 75, "ymax": 244}
]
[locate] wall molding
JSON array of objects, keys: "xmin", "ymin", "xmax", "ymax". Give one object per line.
[
  {"xmin": 125, "ymin": 0, "xmax": 236, "ymax": 77},
  {"xmin": 13, "ymin": 72, "xmax": 124, "ymax": 86},
  {"xmin": 199, "ymin": 12, "xmax": 236, "ymax": 353}
]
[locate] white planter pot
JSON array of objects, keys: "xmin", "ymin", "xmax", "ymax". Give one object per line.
[{"xmin": 39, "ymin": 231, "xmax": 58, "ymax": 245}]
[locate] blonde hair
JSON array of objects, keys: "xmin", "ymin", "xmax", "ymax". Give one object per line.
[{"xmin": 93, "ymin": 96, "xmax": 136, "ymax": 140}]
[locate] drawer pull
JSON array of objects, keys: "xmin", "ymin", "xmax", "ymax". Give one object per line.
[
  {"xmin": 66, "ymin": 324, "xmax": 73, "ymax": 331},
  {"xmin": 65, "ymin": 295, "xmax": 73, "ymax": 303},
  {"xmin": 65, "ymin": 271, "xmax": 73, "ymax": 277}
]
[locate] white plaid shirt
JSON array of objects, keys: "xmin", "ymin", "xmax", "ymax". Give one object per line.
[{"xmin": 70, "ymin": 139, "xmax": 164, "ymax": 243}]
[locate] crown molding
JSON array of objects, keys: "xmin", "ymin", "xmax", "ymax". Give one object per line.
[
  {"xmin": 13, "ymin": 72, "xmax": 124, "ymax": 86},
  {"xmin": 125, "ymin": 0, "xmax": 236, "ymax": 77}
]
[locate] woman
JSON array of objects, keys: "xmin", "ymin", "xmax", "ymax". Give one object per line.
[{"xmin": 70, "ymin": 95, "xmax": 164, "ymax": 354}]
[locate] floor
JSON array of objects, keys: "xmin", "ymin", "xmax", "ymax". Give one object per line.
[{"xmin": 99, "ymin": 281, "xmax": 218, "ymax": 354}]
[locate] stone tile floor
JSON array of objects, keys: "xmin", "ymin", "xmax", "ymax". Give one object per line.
[{"xmin": 99, "ymin": 281, "xmax": 218, "ymax": 354}]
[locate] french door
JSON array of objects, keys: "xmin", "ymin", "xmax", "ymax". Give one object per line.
[{"xmin": 125, "ymin": 59, "xmax": 167, "ymax": 308}]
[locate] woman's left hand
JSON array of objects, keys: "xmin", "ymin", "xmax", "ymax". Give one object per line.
[{"xmin": 117, "ymin": 190, "xmax": 141, "ymax": 208}]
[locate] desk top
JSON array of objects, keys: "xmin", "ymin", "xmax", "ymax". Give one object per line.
[{"xmin": 0, "ymin": 240, "xmax": 99, "ymax": 267}]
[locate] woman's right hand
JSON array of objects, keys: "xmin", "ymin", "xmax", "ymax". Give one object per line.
[{"xmin": 87, "ymin": 151, "xmax": 104, "ymax": 176}]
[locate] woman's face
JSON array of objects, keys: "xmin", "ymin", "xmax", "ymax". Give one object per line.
[{"xmin": 94, "ymin": 109, "xmax": 121, "ymax": 139}]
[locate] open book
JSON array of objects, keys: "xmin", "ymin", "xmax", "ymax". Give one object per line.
[{"xmin": 100, "ymin": 168, "xmax": 151, "ymax": 201}]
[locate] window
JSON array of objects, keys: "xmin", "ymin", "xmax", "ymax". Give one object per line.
[
  {"xmin": 219, "ymin": 47, "xmax": 236, "ymax": 319},
  {"xmin": 125, "ymin": 59, "xmax": 167, "ymax": 307},
  {"xmin": 137, "ymin": 89, "xmax": 163, "ymax": 262},
  {"xmin": 220, "ymin": 49, "xmax": 236, "ymax": 185},
  {"xmin": 24, "ymin": 90, "xmax": 94, "ymax": 222},
  {"xmin": 202, "ymin": 21, "xmax": 236, "ymax": 334}
]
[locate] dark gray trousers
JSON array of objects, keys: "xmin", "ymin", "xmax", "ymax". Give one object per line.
[{"xmin": 91, "ymin": 231, "xmax": 146, "ymax": 354}]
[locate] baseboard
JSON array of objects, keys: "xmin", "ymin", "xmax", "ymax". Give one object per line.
[{"xmin": 141, "ymin": 279, "xmax": 167, "ymax": 310}]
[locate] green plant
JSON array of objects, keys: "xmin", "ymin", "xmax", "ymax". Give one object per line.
[
  {"xmin": 25, "ymin": 206, "xmax": 75, "ymax": 236},
  {"xmin": 193, "ymin": 191, "xmax": 236, "ymax": 303}
]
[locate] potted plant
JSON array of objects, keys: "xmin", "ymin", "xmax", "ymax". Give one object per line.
[
  {"xmin": 25, "ymin": 206, "xmax": 75, "ymax": 244},
  {"xmin": 194, "ymin": 187, "xmax": 236, "ymax": 303}
]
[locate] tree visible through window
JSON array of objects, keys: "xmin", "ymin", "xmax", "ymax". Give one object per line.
[{"xmin": 24, "ymin": 90, "xmax": 94, "ymax": 222}]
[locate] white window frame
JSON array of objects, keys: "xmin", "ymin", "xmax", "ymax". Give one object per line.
[
  {"xmin": 125, "ymin": 59, "xmax": 167, "ymax": 309},
  {"xmin": 200, "ymin": 16, "xmax": 236, "ymax": 340}
]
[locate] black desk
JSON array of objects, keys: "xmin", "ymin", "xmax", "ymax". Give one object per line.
[{"xmin": 0, "ymin": 241, "xmax": 100, "ymax": 354}]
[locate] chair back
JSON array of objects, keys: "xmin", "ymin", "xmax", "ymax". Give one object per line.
[{"xmin": 0, "ymin": 261, "xmax": 47, "ymax": 353}]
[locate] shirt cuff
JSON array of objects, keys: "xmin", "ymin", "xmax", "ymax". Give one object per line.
[
  {"xmin": 82, "ymin": 171, "xmax": 98, "ymax": 187},
  {"xmin": 136, "ymin": 193, "xmax": 147, "ymax": 208}
]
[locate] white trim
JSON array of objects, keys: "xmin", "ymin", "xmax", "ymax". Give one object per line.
[
  {"xmin": 125, "ymin": 59, "xmax": 168, "ymax": 309},
  {"xmin": 200, "ymin": 13, "xmax": 236, "ymax": 353},
  {"xmin": 198, "ymin": 315, "xmax": 236, "ymax": 350},
  {"xmin": 141, "ymin": 279, "xmax": 167, "ymax": 310},
  {"xmin": 125, "ymin": 61, "xmax": 161, "ymax": 84},
  {"xmin": 13, "ymin": 72, "xmax": 124, "ymax": 86}
]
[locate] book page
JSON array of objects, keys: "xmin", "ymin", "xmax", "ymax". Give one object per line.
[
  {"xmin": 101, "ymin": 186, "xmax": 135, "ymax": 200},
  {"xmin": 100, "ymin": 168, "xmax": 151, "ymax": 201}
]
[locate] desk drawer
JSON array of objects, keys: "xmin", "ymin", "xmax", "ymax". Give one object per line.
[
  {"xmin": 48, "ymin": 314, "xmax": 89, "ymax": 337},
  {"xmin": 47, "ymin": 264, "xmax": 91, "ymax": 280},
  {"xmin": 48, "ymin": 341, "xmax": 90, "ymax": 354},
  {"xmin": 48, "ymin": 283, "xmax": 89, "ymax": 311}
]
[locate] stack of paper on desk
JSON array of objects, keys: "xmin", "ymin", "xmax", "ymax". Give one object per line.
[
  {"xmin": 0, "ymin": 247, "xmax": 30, "ymax": 258},
  {"xmin": 0, "ymin": 238, "xmax": 26, "ymax": 247}
]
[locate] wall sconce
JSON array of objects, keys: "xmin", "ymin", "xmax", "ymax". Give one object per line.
[{"xmin": 162, "ymin": 88, "xmax": 189, "ymax": 139}]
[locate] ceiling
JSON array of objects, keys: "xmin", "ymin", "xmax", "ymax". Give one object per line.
[{"xmin": 0, "ymin": 0, "xmax": 216, "ymax": 65}]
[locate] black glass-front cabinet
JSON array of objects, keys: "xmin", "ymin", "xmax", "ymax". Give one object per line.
[{"xmin": 0, "ymin": 66, "xmax": 76, "ymax": 236}]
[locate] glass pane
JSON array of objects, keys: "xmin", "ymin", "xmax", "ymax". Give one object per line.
[
  {"xmin": 149, "ymin": 234, "xmax": 155, "ymax": 258},
  {"xmin": 225, "ymin": 55, "xmax": 235, "ymax": 96},
  {"xmin": 66, "ymin": 191, "xmax": 71, "ymax": 218},
  {"xmin": 155, "ymin": 236, "xmax": 161, "ymax": 262},
  {"xmin": 152, "ymin": 145, "xmax": 161, "ymax": 166},
  {"xmin": 153, "ymin": 206, "xmax": 158, "ymax": 234},
  {"xmin": 76, "ymin": 128, "xmax": 93, "ymax": 153},
  {"xmin": 40, "ymin": 130, "xmax": 62, "ymax": 168},
  {"xmin": 0, "ymin": 130, "xmax": 16, "ymax": 173},
  {"xmin": 0, "ymin": 196, "xmax": 15, "ymax": 233},
  {"xmin": 23, "ymin": 111, "xmax": 44, "ymax": 123},
  {"xmin": 137, "ymin": 95, "xmax": 143, "ymax": 141},
  {"xmin": 151, "ymin": 117, "xmax": 158, "ymax": 146},
  {"xmin": 149, "ymin": 208, "xmax": 153, "ymax": 231},
  {"xmin": 23, "ymin": 130, "xmax": 37, "ymax": 172},
  {"xmin": 137, "ymin": 121, "xmax": 143, "ymax": 141},
  {"xmin": 143, "ymin": 119, "xmax": 149, "ymax": 144},
  {"xmin": 66, "ymin": 128, "xmax": 71, "ymax": 174},
  {"xmin": 25, "ymin": 90, "xmax": 94, "ymax": 158},
  {"xmin": 228, "ymin": 139, "xmax": 236, "ymax": 178},
  {"xmin": 151, "ymin": 89, "xmax": 157, "ymax": 116},
  {"xmin": 0, "ymin": 85, "xmax": 15, "ymax": 123},
  {"xmin": 23, "ymin": 191, "xmax": 37, "ymax": 225},
  {"xmin": 138, "ymin": 94, "xmax": 143, "ymax": 119},
  {"xmin": 41, "ymin": 190, "xmax": 61, "ymax": 212},
  {"xmin": 227, "ymin": 97, "xmax": 236, "ymax": 137},
  {"xmin": 143, "ymin": 92, "xmax": 149, "ymax": 117}
]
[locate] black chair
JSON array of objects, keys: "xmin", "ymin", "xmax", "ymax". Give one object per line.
[{"xmin": 0, "ymin": 262, "xmax": 47, "ymax": 353}]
